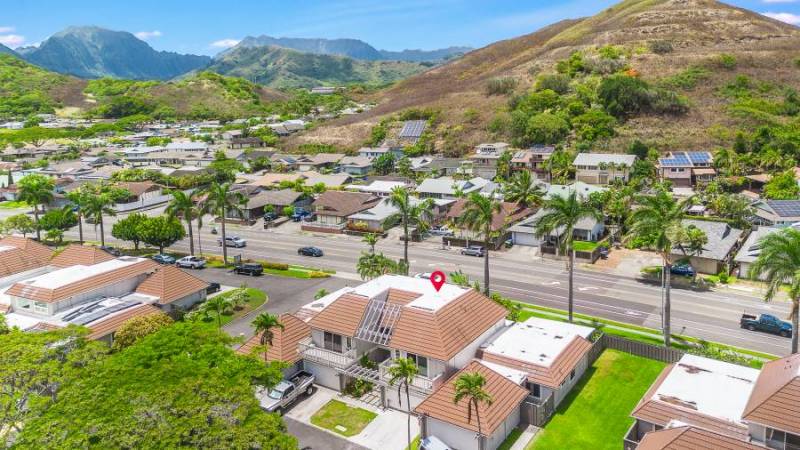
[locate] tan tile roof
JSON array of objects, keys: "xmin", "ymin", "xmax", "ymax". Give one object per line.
[
  {"xmin": 390, "ymin": 290, "xmax": 507, "ymax": 361},
  {"xmin": 479, "ymin": 336, "xmax": 592, "ymax": 389},
  {"xmin": 250, "ymin": 173, "xmax": 302, "ymax": 187},
  {"xmin": 742, "ymin": 353, "xmax": 800, "ymax": 435},
  {"xmin": 7, "ymin": 259, "xmax": 158, "ymax": 304},
  {"xmin": 0, "ymin": 236, "xmax": 53, "ymax": 277},
  {"xmin": 447, "ymin": 200, "xmax": 534, "ymax": 232},
  {"xmin": 26, "ymin": 322, "xmax": 63, "ymax": 332},
  {"xmin": 308, "ymin": 293, "xmax": 369, "ymax": 337},
  {"xmin": 134, "ymin": 266, "xmax": 209, "ymax": 305},
  {"xmin": 236, "ymin": 314, "xmax": 311, "ymax": 363},
  {"xmin": 385, "ymin": 288, "xmax": 421, "ymax": 306},
  {"xmin": 50, "ymin": 244, "xmax": 115, "ymax": 268},
  {"xmin": 415, "ymin": 361, "xmax": 528, "ymax": 434},
  {"xmin": 0, "ymin": 304, "xmax": 10, "ymax": 313},
  {"xmin": 114, "ymin": 181, "xmax": 160, "ymax": 197},
  {"xmin": 632, "ymin": 364, "xmax": 750, "ymax": 441},
  {"xmin": 87, "ymin": 304, "xmax": 162, "ymax": 340},
  {"xmin": 637, "ymin": 426, "xmax": 763, "ymax": 450},
  {"xmin": 312, "ymin": 191, "xmax": 380, "ymax": 217}
]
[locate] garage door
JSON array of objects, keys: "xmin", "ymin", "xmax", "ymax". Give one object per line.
[
  {"xmin": 513, "ymin": 232, "xmax": 539, "ymax": 247},
  {"xmin": 303, "ymin": 361, "xmax": 340, "ymax": 390}
]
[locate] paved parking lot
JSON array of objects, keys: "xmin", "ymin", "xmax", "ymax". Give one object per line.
[{"xmin": 189, "ymin": 268, "xmax": 352, "ymax": 338}]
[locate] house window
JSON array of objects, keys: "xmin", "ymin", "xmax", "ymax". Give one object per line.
[
  {"xmin": 528, "ymin": 382, "xmax": 541, "ymax": 398},
  {"xmin": 766, "ymin": 428, "xmax": 786, "ymax": 449},
  {"xmin": 570, "ymin": 369, "xmax": 576, "ymax": 381},
  {"xmin": 323, "ymin": 332, "xmax": 343, "ymax": 353},
  {"xmin": 17, "ymin": 299, "xmax": 32, "ymax": 311},
  {"xmin": 33, "ymin": 302, "xmax": 48, "ymax": 314},
  {"xmin": 406, "ymin": 352, "xmax": 429, "ymax": 377},
  {"xmin": 787, "ymin": 433, "xmax": 800, "ymax": 450}
]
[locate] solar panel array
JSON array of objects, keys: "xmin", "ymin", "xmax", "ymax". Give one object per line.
[
  {"xmin": 399, "ymin": 120, "xmax": 427, "ymax": 139},
  {"xmin": 68, "ymin": 300, "xmax": 142, "ymax": 326},
  {"xmin": 768, "ymin": 200, "xmax": 800, "ymax": 217},
  {"xmin": 659, "ymin": 151, "xmax": 712, "ymax": 167},
  {"xmin": 687, "ymin": 152, "xmax": 711, "ymax": 164}
]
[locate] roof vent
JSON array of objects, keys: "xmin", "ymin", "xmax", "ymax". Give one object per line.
[{"xmin": 554, "ymin": 335, "xmax": 564, "ymax": 339}]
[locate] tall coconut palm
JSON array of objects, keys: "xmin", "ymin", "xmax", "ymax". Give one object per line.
[
  {"xmin": 534, "ymin": 191, "xmax": 602, "ymax": 322},
  {"xmin": 386, "ymin": 186, "xmax": 434, "ymax": 269},
  {"xmin": 17, "ymin": 174, "xmax": 54, "ymax": 241},
  {"xmin": 504, "ymin": 170, "xmax": 544, "ymax": 208},
  {"xmin": 83, "ymin": 191, "xmax": 116, "ymax": 247},
  {"xmin": 387, "ymin": 357, "xmax": 419, "ymax": 450},
  {"xmin": 459, "ymin": 192, "xmax": 502, "ymax": 294},
  {"xmin": 453, "ymin": 372, "xmax": 493, "ymax": 443},
  {"xmin": 65, "ymin": 187, "xmax": 90, "ymax": 243},
  {"xmin": 201, "ymin": 182, "xmax": 246, "ymax": 264},
  {"xmin": 166, "ymin": 190, "xmax": 198, "ymax": 255},
  {"xmin": 251, "ymin": 313, "xmax": 284, "ymax": 363},
  {"xmin": 625, "ymin": 190, "xmax": 693, "ymax": 347},
  {"xmin": 748, "ymin": 228, "xmax": 800, "ymax": 353}
]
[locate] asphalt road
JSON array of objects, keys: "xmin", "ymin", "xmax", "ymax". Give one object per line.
[{"xmin": 49, "ymin": 207, "xmax": 794, "ymax": 356}]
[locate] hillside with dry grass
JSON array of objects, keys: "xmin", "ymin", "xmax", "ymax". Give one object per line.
[{"xmin": 290, "ymin": 0, "xmax": 800, "ymax": 153}]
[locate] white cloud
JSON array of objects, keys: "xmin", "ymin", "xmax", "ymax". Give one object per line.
[
  {"xmin": 0, "ymin": 26, "xmax": 14, "ymax": 33},
  {"xmin": 0, "ymin": 34, "xmax": 25, "ymax": 48},
  {"xmin": 762, "ymin": 11, "xmax": 800, "ymax": 24},
  {"xmin": 134, "ymin": 30, "xmax": 162, "ymax": 40},
  {"xmin": 210, "ymin": 38, "xmax": 240, "ymax": 49}
]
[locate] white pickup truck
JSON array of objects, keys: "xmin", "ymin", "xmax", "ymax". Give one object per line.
[{"xmin": 257, "ymin": 371, "xmax": 315, "ymax": 414}]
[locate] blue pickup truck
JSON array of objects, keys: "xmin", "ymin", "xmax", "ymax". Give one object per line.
[{"xmin": 740, "ymin": 313, "xmax": 792, "ymax": 338}]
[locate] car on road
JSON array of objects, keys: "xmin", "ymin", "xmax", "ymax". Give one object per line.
[
  {"xmin": 741, "ymin": 313, "xmax": 792, "ymax": 338},
  {"xmin": 234, "ymin": 263, "xmax": 264, "ymax": 276},
  {"xmin": 297, "ymin": 246, "xmax": 324, "ymax": 257},
  {"xmin": 218, "ymin": 236, "xmax": 247, "ymax": 248},
  {"xmin": 461, "ymin": 245, "xmax": 485, "ymax": 257},
  {"xmin": 429, "ymin": 226, "xmax": 454, "ymax": 237},
  {"xmin": 152, "ymin": 254, "xmax": 176, "ymax": 265},
  {"xmin": 176, "ymin": 256, "xmax": 206, "ymax": 269},
  {"xmin": 100, "ymin": 246, "xmax": 122, "ymax": 256},
  {"xmin": 206, "ymin": 282, "xmax": 221, "ymax": 294},
  {"xmin": 670, "ymin": 264, "xmax": 695, "ymax": 277},
  {"xmin": 257, "ymin": 371, "xmax": 315, "ymax": 414}
]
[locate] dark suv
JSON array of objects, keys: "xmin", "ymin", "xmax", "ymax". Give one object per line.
[{"xmin": 234, "ymin": 263, "xmax": 264, "ymax": 276}]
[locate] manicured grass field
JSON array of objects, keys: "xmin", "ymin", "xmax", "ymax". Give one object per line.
[
  {"xmin": 310, "ymin": 399, "xmax": 377, "ymax": 437},
  {"xmin": 528, "ymin": 350, "xmax": 666, "ymax": 450}
]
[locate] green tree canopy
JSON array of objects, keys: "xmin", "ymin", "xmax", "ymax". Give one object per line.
[
  {"xmin": 763, "ymin": 170, "xmax": 800, "ymax": 200},
  {"xmin": 111, "ymin": 312, "xmax": 173, "ymax": 351},
  {"xmin": 138, "ymin": 216, "xmax": 186, "ymax": 253},
  {"xmin": 111, "ymin": 212, "xmax": 148, "ymax": 250}
]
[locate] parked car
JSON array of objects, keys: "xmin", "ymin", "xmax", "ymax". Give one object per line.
[
  {"xmin": 263, "ymin": 212, "xmax": 278, "ymax": 222},
  {"xmin": 414, "ymin": 272, "xmax": 433, "ymax": 280},
  {"xmin": 234, "ymin": 263, "xmax": 264, "ymax": 276},
  {"xmin": 670, "ymin": 264, "xmax": 695, "ymax": 277},
  {"xmin": 740, "ymin": 313, "xmax": 792, "ymax": 338},
  {"xmin": 206, "ymin": 282, "xmax": 221, "ymax": 294},
  {"xmin": 100, "ymin": 245, "xmax": 121, "ymax": 256},
  {"xmin": 599, "ymin": 246, "xmax": 609, "ymax": 259},
  {"xmin": 297, "ymin": 246, "xmax": 323, "ymax": 257},
  {"xmin": 291, "ymin": 208, "xmax": 311, "ymax": 222},
  {"xmin": 429, "ymin": 226, "xmax": 454, "ymax": 237},
  {"xmin": 258, "ymin": 371, "xmax": 315, "ymax": 414},
  {"xmin": 218, "ymin": 236, "xmax": 247, "ymax": 248},
  {"xmin": 176, "ymin": 256, "xmax": 206, "ymax": 269},
  {"xmin": 152, "ymin": 254, "xmax": 176, "ymax": 265},
  {"xmin": 461, "ymin": 245, "xmax": 485, "ymax": 257}
]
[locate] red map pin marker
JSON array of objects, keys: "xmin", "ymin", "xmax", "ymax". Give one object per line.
[{"xmin": 430, "ymin": 270, "xmax": 446, "ymax": 292}]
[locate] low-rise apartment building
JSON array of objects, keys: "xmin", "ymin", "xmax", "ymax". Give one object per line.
[{"xmin": 573, "ymin": 153, "xmax": 637, "ymax": 185}]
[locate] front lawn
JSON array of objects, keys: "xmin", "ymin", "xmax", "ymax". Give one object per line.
[
  {"xmin": 0, "ymin": 200, "xmax": 29, "ymax": 209},
  {"xmin": 572, "ymin": 240, "xmax": 599, "ymax": 252},
  {"xmin": 528, "ymin": 350, "xmax": 666, "ymax": 450},
  {"xmin": 310, "ymin": 399, "xmax": 377, "ymax": 437}
]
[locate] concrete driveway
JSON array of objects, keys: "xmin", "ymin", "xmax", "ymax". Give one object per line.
[{"xmin": 189, "ymin": 268, "xmax": 352, "ymax": 339}]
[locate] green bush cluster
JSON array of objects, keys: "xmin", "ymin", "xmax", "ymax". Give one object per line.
[
  {"xmin": 261, "ymin": 261, "xmax": 290, "ymax": 271},
  {"xmin": 486, "ymin": 77, "xmax": 518, "ymax": 96}
]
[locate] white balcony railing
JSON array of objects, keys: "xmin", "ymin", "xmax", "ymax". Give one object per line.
[
  {"xmin": 377, "ymin": 358, "xmax": 444, "ymax": 393},
  {"xmin": 298, "ymin": 337, "xmax": 357, "ymax": 369}
]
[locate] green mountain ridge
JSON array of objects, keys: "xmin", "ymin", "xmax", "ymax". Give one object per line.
[
  {"xmin": 23, "ymin": 26, "xmax": 211, "ymax": 80},
  {"xmin": 208, "ymin": 45, "xmax": 430, "ymax": 89}
]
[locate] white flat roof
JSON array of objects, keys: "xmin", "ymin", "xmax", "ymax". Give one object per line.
[
  {"xmin": 351, "ymin": 275, "xmax": 468, "ymax": 312},
  {"xmin": 481, "ymin": 317, "xmax": 594, "ymax": 367},
  {"xmin": 478, "ymin": 359, "xmax": 527, "ymax": 385},
  {"xmin": 16, "ymin": 257, "xmax": 146, "ymax": 290},
  {"xmin": 653, "ymin": 354, "xmax": 759, "ymax": 424}
]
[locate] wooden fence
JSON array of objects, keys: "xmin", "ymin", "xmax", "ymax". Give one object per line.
[{"xmin": 602, "ymin": 334, "xmax": 685, "ymax": 363}]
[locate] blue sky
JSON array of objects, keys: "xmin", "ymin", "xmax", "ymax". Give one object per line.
[{"xmin": 3, "ymin": 0, "xmax": 800, "ymax": 55}]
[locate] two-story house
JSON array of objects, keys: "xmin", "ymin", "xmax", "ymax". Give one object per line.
[
  {"xmin": 511, "ymin": 145, "xmax": 555, "ymax": 181},
  {"xmin": 657, "ymin": 151, "xmax": 715, "ymax": 187},
  {"xmin": 469, "ymin": 143, "xmax": 511, "ymax": 179},
  {"xmin": 573, "ymin": 153, "xmax": 637, "ymax": 184}
]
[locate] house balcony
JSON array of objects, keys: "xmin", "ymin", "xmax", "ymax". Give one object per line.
[
  {"xmin": 377, "ymin": 358, "xmax": 445, "ymax": 394},
  {"xmin": 298, "ymin": 337, "xmax": 358, "ymax": 369}
]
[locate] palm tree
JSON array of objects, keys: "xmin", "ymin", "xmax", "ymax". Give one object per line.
[
  {"xmin": 356, "ymin": 252, "xmax": 400, "ymax": 280},
  {"xmin": 166, "ymin": 190, "xmax": 198, "ymax": 255},
  {"xmin": 251, "ymin": 312, "xmax": 284, "ymax": 362},
  {"xmin": 201, "ymin": 182, "xmax": 246, "ymax": 264},
  {"xmin": 625, "ymin": 190, "xmax": 693, "ymax": 347},
  {"xmin": 387, "ymin": 357, "xmax": 419, "ymax": 450},
  {"xmin": 362, "ymin": 233, "xmax": 378, "ymax": 254},
  {"xmin": 459, "ymin": 192, "xmax": 502, "ymax": 294},
  {"xmin": 386, "ymin": 186, "xmax": 434, "ymax": 268},
  {"xmin": 534, "ymin": 191, "xmax": 602, "ymax": 322},
  {"xmin": 453, "ymin": 372, "xmax": 493, "ymax": 443},
  {"xmin": 748, "ymin": 228, "xmax": 800, "ymax": 353},
  {"xmin": 17, "ymin": 174, "xmax": 54, "ymax": 241},
  {"xmin": 202, "ymin": 295, "xmax": 233, "ymax": 328},
  {"xmin": 83, "ymin": 191, "xmax": 116, "ymax": 247},
  {"xmin": 65, "ymin": 187, "xmax": 90, "ymax": 243},
  {"xmin": 504, "ymin": 170, "xmax": 544, "ymax": 208},
  {"xmin": 547, "ymin": 150, "xmax": 574, "ymax": 184}
]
